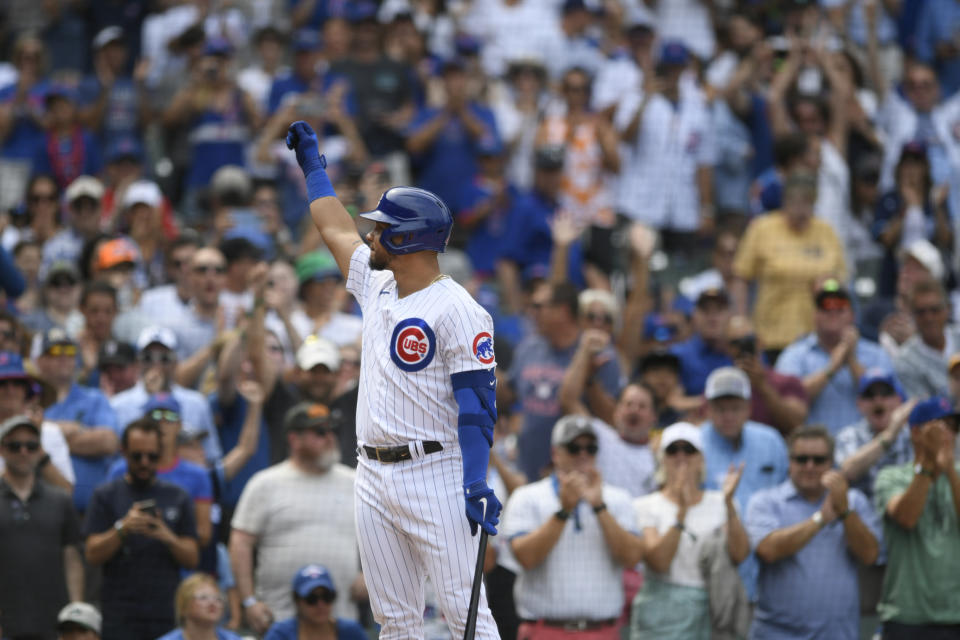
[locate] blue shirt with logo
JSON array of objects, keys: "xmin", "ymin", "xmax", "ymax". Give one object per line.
[
  {"xmin": 44, "ymin": 383, "xmax": 120, "ymax": 513},
  {"xmin": 209, "ymin": 392, "xmax": 270, "ymax": 508}
]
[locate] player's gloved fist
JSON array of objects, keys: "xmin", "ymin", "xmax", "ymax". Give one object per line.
[
  {"xmin": 285, "ymin": 120, "xmax": 326, "ymax": 176},
  {"xmin": 464, "ymin": 480, "xmax": 501, "ymax": 536}
]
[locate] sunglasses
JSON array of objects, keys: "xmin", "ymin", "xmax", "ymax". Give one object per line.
[
  {"xmin": 302, "ymin": 590, "xmax": 336, "ymax": 605},
  {"xmin": 791, "ymin": 454, "xmax": 829, "ymax": 466},
  {"xmin": 139, "ymin": 351, "xmax": 175, "ymax": 364},
  {"xmin": 584, "ymin": 312, "xmax": 613, "ymax": 324},
  {"xmin": 0, "ymin": 329, "xmax": 17, "ymax": 341},
  {"xmin": 913, "ymin": 305, "xmax": 945, "ymax": 316},
  {"xmin": 193, "ymin": 264, "xmax": 226, "ymax": 275},
  {"xmin": 861, "ymin": 387, "xmax": 896, "ymax": 400},
  {"xmin": 3, "ymin": 440, "xmax": 40, "ymax": 453},
  {"xmin": 565, "ymin": 442, "xmax": 598, "ymax": 456},
  {"xmin": 45, "ymin": 344, "xmax": 77, "ymax": 357},
  {"xmin": 149, "ymin": 409, "xmax": 180, "ymax": 422},
  {"xmin": 665, "ymin": 441, "xmax": 698, "ymax": 456},
  {"xmin": 48, "ymin": 277, "xmax": 77, "ymax": 289},
  {"xmin": 28, "ymin": 193, "xmax": 56, "ymax": 203},
  {"xmin": 129, "ymin": 451, "xmax": 160, "ymax": 463}
]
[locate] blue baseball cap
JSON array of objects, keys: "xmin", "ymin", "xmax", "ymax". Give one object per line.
[
  {"xmin": 45, "ymin": 83, "xmax": 79, "ymax": 104},
  {"xmin": 293, "ymin": 29, "xmax": 322, "ymax": 52},
  {"xmin": 143, "ymin": 393, "xmax": 181, "ymax": 416},
  {"xmin": 643, "ymin": 313, "xmax": 679, "ymax": 343},
  {"xmin": 0, "ymin": 351, "xmax": 51, "ymax": 405},
  {"xmin": 203, "ymin": 37, "xmax": 233, "ymax": 57},
  {"xmin": 858, "ymin": 369, "xmax": 905, "ymax": 399},
  {"xmin": 659, "ymin": 40, "xmax": 689, "ymax": 66},
  {"xmin": 105, "ymin": 136, "xmax": 144, "ymax": 163},
  {"xmin": 292, "ymin": 564, "xmax": 336, "ymax": 598},
  {"xmin": 909, "ymin": 396, "xmax": 957, "ymax": 428}
]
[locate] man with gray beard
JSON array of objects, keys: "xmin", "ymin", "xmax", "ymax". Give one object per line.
[{"xmin": 228, "ymin": 402, "xmax": 363, "ymax": 635}]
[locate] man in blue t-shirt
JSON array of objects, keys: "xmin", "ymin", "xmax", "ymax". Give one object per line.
[
  {"xmin": 406, "ymin": 59, "xmax": 499, "ymax": 209},
  {"xmin": 78, "ymin": 26, "xmax": 147, "ymax": 149},
  {"xmin": 35, "ymin": 327, "xmax": 121, "ymax": 514},
  {"xmin": 670, "ymin": 287, "xmax": 734, "ymax": 396}
]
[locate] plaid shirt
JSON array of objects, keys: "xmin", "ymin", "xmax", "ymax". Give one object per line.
[{"xmin": 834, "ymin": 419, "xmax": 913, "ymax": 502}]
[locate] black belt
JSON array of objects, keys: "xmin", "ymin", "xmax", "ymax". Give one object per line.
[
  {"xmin": 361, "ymin": 441, "xmax": 443, "ymax": 463},
  {"xmin": 527, "ymin": 619, "xmax": 618, "ymax": 631}
]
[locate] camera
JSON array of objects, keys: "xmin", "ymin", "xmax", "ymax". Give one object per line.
[{"xmin": 731, "ymin": 335, "xmax": 756, "ymax": 357}]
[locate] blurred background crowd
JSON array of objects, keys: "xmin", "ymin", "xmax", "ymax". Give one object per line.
[{"xmin": 4, "ymin": 0, "xmax": 960, "ymax": 639}]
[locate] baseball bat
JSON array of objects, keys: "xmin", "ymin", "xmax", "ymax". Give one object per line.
[{"xmin": 462, "ymin": 529, "xmax": 489, "ymax": 640}]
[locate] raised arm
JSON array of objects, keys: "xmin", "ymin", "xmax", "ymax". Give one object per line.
[{"xmin": 286, "ymin": 121, "xmax": 364, "ymax": 275}]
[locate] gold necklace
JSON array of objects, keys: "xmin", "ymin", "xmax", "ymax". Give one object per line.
[{"xmin": 430, "ymin": 273, "xmax": 449, "ymax": 285}]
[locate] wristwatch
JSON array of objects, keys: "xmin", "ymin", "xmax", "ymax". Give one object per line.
[
  {"xmin": 554, "ymin": 509, "xmax": 571, "ymax": 522},
  {"xmin": 113, "ymin": 519, "xmax": 125, "ymax": 538},
  {"xmin": 838, "ymin": 509, "xmax": 851, "ymax": 521},
  {"xmin": 592, "ymin": 502, "xmax": 607, "ymax": 515},
  {"xmin": 811, "ymin": 510, "xmax": 824, "ymax": 528},
  {"xmin": 914, "ymin": 463, "xmax": 936, "ymax": 479},
  {"xmin": 242, "ymin": 596, "xmax": 259, "ymax": 609}
]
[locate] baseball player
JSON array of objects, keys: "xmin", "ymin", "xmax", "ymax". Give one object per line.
[{"xmin": 286, "ymin": 120, "xmax": 502, "ymax": 640}]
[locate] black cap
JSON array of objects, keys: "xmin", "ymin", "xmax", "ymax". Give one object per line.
[
  {"xmin": 284, "ymin": 402, "xmax": 334, "ymax": 432},
  {"xmin": 814, "ymin": 278, "xmax": 852, "ymax": 309},
  {"xmin": 98, "ymin": 340, "xmax": 136, "ymax": 369},
  {"xmin": 695, "ymin": 287, "xmax": 730, "ymax": 308},
  {"xmin": 638, "ymin": 350, "xmax": 681, "ymax": 375}
]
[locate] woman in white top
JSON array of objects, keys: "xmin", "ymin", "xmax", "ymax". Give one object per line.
[{"xmin": 630, "ymin": 422, "xmax": 749, "ymax": 640}]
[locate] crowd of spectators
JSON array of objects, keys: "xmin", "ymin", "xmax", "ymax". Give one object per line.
[{"xmin": 5, "ymin": 0, "xmax": 960, "ymax": 639}]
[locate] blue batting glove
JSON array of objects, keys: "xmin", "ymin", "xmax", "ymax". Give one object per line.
[
  {"xmin": 464, "ymin": 481, "xmax": 502, "ymax": 536},
  {"xmin": 285, "ymin": 120, "xmax": 326, "ymax": 177}
]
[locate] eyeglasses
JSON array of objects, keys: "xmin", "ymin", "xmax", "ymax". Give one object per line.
[
  {"xmin": 0, "ymin": 329, "xmax": 17, "ymax": 341},
  {"xmin": 584, "ymin": 312, "xmax": 613, "ymax": 325},
  {"xmin": 913, "ymin": 305, "xmax": 945, "ymax": 316},
  {"xmin": 129, "ymin": 451, "xmax": 160, "ymax": 463},
  {"xmin": 193, "ymin": 264, "xmax": 226, "ymax": 275},
  {"xmin": 3, "ymin": 440, "xmax": 40, "ymax": 453},
  {"xmin": 28, "ymin": 193, "xmax": 56, "ymax": 204},
  {"xmin": 149, "ymin": 409, "xmax": 180, "ymax": 422},
  {"xmin": 139, "ymin": 351, "xmax": 175, "ymax": 365},
  {"xmin": 665, "ymin": 442, "xmax": 698, "ymax": 456},
  {"xmin": 565, "ymin": 442, "xmax": 598, "ymax": 456},
  {"xmin": 48, "ymin": 278, "xmax": 77, "ymax": 289},
  {"xmin": 45, "ymin": 344, "xmax": 77, "ymax": 357},
  {"xmin": 791, "ymin": 454, "xmax": 830, "ymax": 466},
  {"xmin": 302, "ymin": 589, "xmax": 336, "ymax": 605}
]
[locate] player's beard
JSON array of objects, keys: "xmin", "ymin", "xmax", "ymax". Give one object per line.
[
  {"xmin": 369, "ymin": 246, "xmax": 392, "ymax": 271},
  {"xmin": 316, "ymin": 447, "xmax": 341, "ymax": 472}
]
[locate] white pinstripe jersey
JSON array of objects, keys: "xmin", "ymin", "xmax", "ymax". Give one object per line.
[{"xmin": 346, "ymin": 243, "xmax": 497, "ymax": 446}]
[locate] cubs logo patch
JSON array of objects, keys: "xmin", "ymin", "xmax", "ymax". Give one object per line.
[
  {"xmin": 473, "ymin": 332, "xmax": 495, "ymax": 365},
  {"xmin": 390, "ymin": 318, "xmax": 436, "ymax": 372}
]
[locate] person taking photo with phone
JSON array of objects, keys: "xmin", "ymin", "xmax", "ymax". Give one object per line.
[{"xmin": 84, "ymin": 417, "xmax": 199, "ymax": 640}]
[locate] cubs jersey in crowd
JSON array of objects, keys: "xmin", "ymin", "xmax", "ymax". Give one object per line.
[{"xmin": 346, "ymin": 243, "xmax": 497, "ymax": 446}]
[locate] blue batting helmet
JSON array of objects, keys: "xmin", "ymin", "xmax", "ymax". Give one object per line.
[{"xmin": 359, "ymin": 187, "xmax": 453, "ymax": 255}]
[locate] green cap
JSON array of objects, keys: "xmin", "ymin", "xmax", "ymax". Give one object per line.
[{"xmin": 295, "ymin": 250, "xmax": 341, "ymax": 284}]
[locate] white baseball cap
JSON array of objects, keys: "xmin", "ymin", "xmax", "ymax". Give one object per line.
[
  {"xmin": 136, "ymin": 326, "xmax": 179, "ymax": 353},
  {"xmin": 57, "ymin": 601, "xmax": 102, "ymax": 634},
  {"xmin": 659, "ymin": 421, "xmax": 703, "ymax": 453},
  {"xmin": 705, "ymin": 367, "xmax": 751, "ymax": 401},
  {"xmin": 122, "ymin": 180, "xmax": 163, "ymax": 209},
  {"xmin": 902, "ymin": 239, "xmax": 945, "ymax": 281},
  {"xmin": 65, "ymin": 175, "xmax": 104, "ymax": 203},
  {"xmin": 296, "ymin": 335, "xmax": 341, "ymax": 371}
]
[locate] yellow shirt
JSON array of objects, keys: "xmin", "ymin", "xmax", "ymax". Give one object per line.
[{"xmin": 734, "ymin": 212, "xmax": 847, "ymax": 350}]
